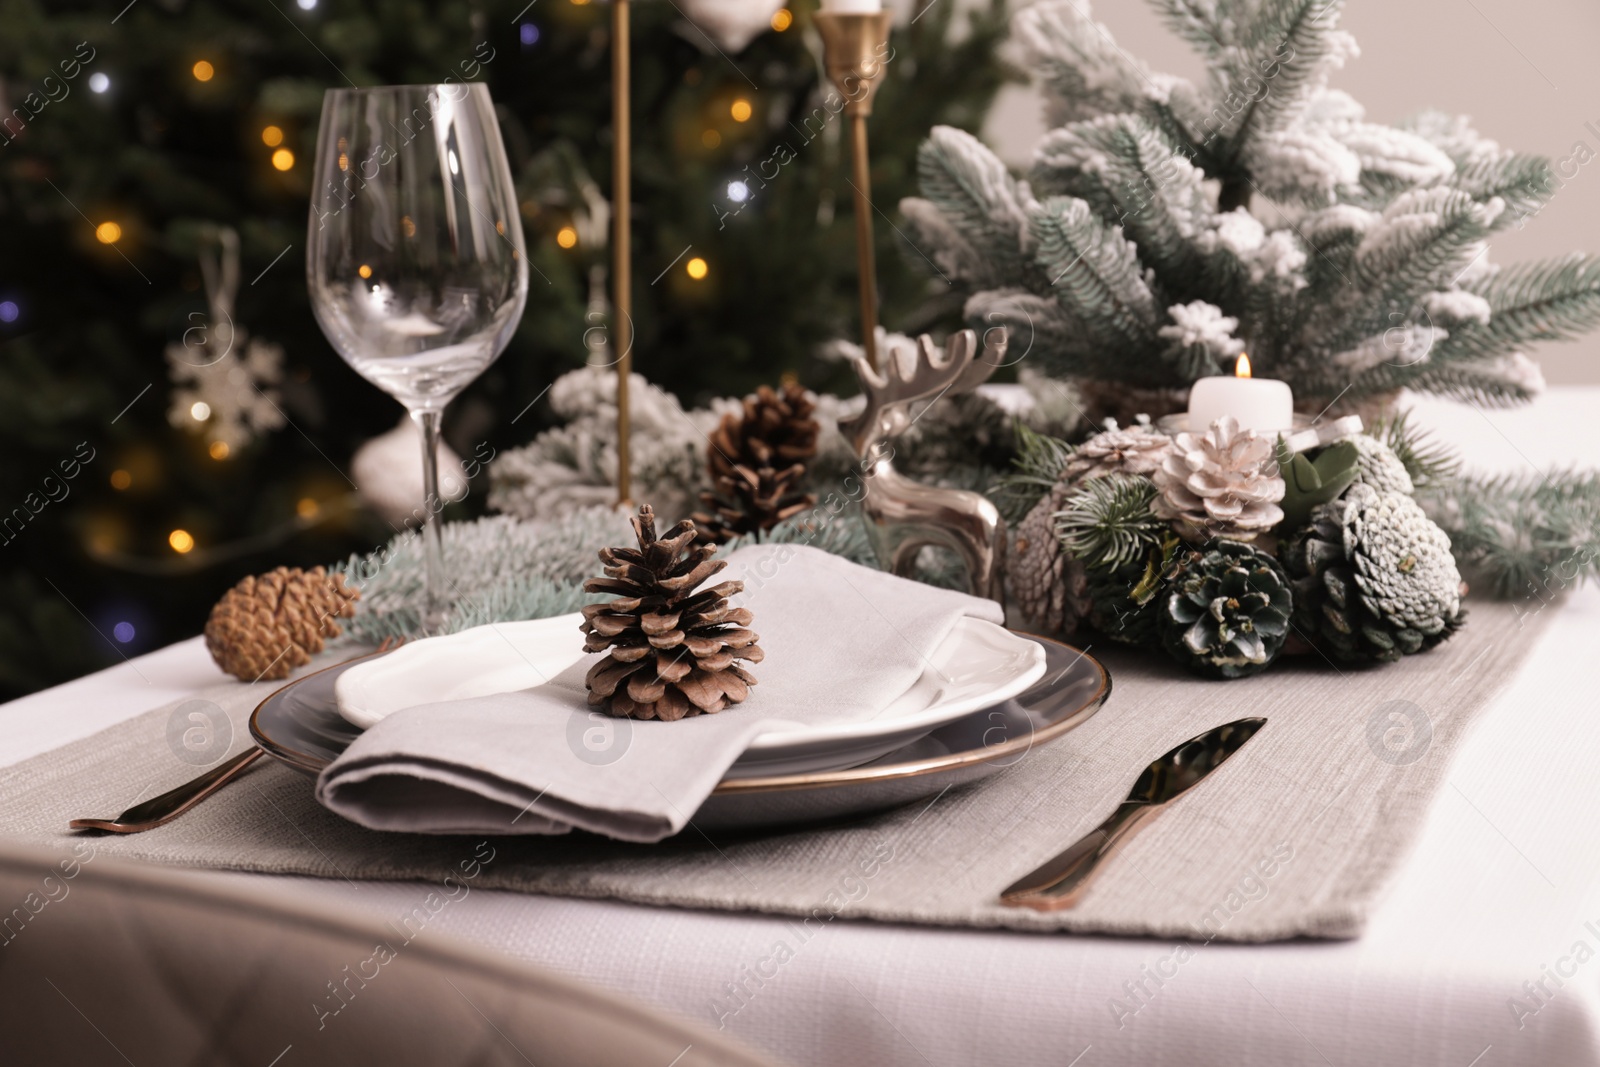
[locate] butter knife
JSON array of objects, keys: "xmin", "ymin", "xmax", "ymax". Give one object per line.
[{"xmin": 999, "ymin": 717, "xmax": 1267, "ymax": 911}]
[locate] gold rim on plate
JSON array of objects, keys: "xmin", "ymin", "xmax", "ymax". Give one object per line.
[{"xmin": 249, "ymin": 634, "xmax": 1112, "ymax": 795}]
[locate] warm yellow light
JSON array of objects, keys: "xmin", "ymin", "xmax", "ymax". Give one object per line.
[
  {"xmin": 110, "ymin": 469, "xmax": 132, "ymax": 490},
  {"xmin": 1236, "ymin": 353, "xmax": 1253, "ymax": 379},
  {"xmin": 686, "ymin": 257, "xmax": 709, "ymax": 280},
  {"xmin": 192, "ymin": 61, "xmax": 214, "ymax": 82},
  {"xmin": 357, "ymin": 264, "xmax": 372, "ymax": 279},
  {"xmin": 571, "ymin": 0, "xmax": 591, "ymax": 5},
  {"xmin": 169, "ymin": 529, "xmax": 195, "ymax": 554},
  {"xmin": 337, "ymin": 152, "xmax": 349, "ymax": 172},
  {"xmin": 209, "ymin": 441, "xmax": 230, "ymax": 460},
  {"xmin": 701, "ymin": 129, "xmax": 721, "ymax": 149},
  {"xmin": 556, "ymin": 226, "xmax": 578, "ymax": 249},
  {"xmin": 190, "ymin": 401, "xmax": 211, "ymax": 421},
  {"xmin": 402, "ymin": 216, "xmax": 417, "ymax": 237},
  {"xmin": 296, "ymin": 497, "xmax": 320, "ymax": 519},
  {"xmin": 271, "ymin": 148, "xmax": 295, "ymax": 171},
  {"xmin": 730, "ymin": 98, "xmax": 753, "ymax": 123},
  {"xmin": 771, "ymin": 8, "xmax": 793, "ymax": 31},
  {"xmin": 261, "ymin": 125, "xmax": 284, "ymax": 147},
  {"xmin": 95, "ymin": 221, "xmax": 122, "ymax": 244}
]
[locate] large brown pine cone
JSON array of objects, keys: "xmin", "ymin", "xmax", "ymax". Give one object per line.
[
  {"xmin": 582, "ymin": 506, "xmax": 763, "ymax": 721},
  {"xmin": 694, "ymin": 381, "xmax": 819, "ymax": 543},
  {"xmin": 204, "ymin": 566, "xmax": 360, "ymax": 681}
]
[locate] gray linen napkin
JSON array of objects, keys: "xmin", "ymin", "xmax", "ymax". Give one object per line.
[{"xmin": 315, "ymin": 545, "xmax": 1005, "ymax": 840}]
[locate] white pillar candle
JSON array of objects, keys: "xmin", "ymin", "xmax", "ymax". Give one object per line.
[
  {"xmin": 1186, "ymin": 354, "xmax": 1294, "ymax": 434},
  {"xmin": 820, "ymin": 0, "xmax": 884, "ymax": 11}
]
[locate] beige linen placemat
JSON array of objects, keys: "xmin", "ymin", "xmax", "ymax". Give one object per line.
[{"xmin": 0, "ymin": 600, "xmax": 1546, "ymax": 942}]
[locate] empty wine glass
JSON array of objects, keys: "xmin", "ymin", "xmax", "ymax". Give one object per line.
[{"xmin": 307, "ymin": 84, "xmax": 528, "ymax": 627}]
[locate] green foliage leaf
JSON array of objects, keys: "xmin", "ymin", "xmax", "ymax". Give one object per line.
[
  {"xmin": 915, "ymin": 126, "xmax": 1039, "ymax": 289},
  {"xmin": 1275, "ymin": 439, "xmax": 1359, "ymax": 529},
  {"xmin": 990, "ymin": 422, "xmax": 1075, "ymax": 524},
  {"xmin": 1436, "ymin": 254, "xmax": 1600, "ymax": 363},
  {"xmin": 1428, "ymin": 470, "xmax": 1600, "ymax": 599},
  {"xmin": 1027, "ymin": 195, "xmax": 1163, "ymax": 371},
  {"xmin": 1054, "ymin": 473, "xmax": 1165, "ymax": 570}
]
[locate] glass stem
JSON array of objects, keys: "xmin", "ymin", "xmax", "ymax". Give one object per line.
[{"xmin": 413, "ymin": 408, "xmax": 447, "ymax": 631}]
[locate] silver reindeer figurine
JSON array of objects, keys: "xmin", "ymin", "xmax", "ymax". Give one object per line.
[{"xmin": 839, "ymin": 328, "xmax": 1008, "ymax": 603}]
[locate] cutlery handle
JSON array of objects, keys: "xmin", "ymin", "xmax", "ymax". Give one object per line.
[
  {"xmin": 999, "ymin": 800, "xmax": 1156, "ymax": 910},
  {"xmin": 70, "ymin": 748, "xmax": 263, "ymax": 834}
]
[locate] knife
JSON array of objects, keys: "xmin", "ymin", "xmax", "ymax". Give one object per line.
[{"xmin": 998, "ymin": 717, "xmax": 1267, "ymax": 911}]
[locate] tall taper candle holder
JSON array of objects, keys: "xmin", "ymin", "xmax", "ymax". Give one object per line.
[
  {"xmin": 815, "ymin": 9, "xmax": 893, "ymax": 371},
  {"xmin": 612, "ymin": 0, "xmax": 634, "ymax": 505}
]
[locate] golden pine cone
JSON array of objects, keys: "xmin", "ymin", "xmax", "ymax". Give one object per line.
[
  {"xmin": 582, "ymin": 505, "xmax": 762, "ymax": 721},
  {"xmin": 204, "ymin": 566, "xmax": 360, "ymax": 681}
]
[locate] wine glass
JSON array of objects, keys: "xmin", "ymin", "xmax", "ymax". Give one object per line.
[{"xmin": 307, "ymin": 84, "xmax": 528, "ymax": 627}]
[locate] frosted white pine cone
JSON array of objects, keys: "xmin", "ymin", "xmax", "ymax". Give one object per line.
[
  {"xmin": 1153, "ymin": 415, "xmax": 1285, "ymax": 540},
  {"xmin": 1339, "ymin": 484, "xmax": 1462, "ymax": 633},
  {"xmin": 1348, "ymin": 434, "xmax": 1414, "ymax": 496},
  {"xmin": 1063, "ymin": 416, "xmax": 1172, "ymax": 482}
]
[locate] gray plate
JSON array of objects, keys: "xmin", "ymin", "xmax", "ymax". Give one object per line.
[{"xmin": 250, "ymin": 635, "xmax": 1110, "ymax": 834}]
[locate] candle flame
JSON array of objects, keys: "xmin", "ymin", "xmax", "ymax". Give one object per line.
[{"xmin": 1235, "ymin": 353, "xmax": 1253, "ymax": 379}]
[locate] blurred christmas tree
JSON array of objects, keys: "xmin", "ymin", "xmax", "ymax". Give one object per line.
[{"xmin": 0, "ymin": 0, "xmax": 1015, "ymax": 698}]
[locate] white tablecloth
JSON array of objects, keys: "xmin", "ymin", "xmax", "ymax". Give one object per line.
[{"xmin": 5, "ymin": 389, "xmax": 1599, "ymax": 1067}]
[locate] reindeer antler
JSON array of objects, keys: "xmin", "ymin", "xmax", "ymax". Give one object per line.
[{"xmin": 840, "ymin": 328, "xmax": 1008, "ymax": 451}]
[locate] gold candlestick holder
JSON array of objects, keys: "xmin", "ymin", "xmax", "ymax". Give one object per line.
[
  {"xmin": 816, "ymin": 10, "xmax": 893, "ymax": 371},
  {"xmin": 612, "ymin": 0, "xmax": 634, "ymax": 506}
]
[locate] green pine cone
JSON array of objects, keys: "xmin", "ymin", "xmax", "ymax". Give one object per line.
[
  {"xmin": 1085, "ymin": 534, "xmax": 1180, "ymax": 646},
  {"xmin": 1157, "ymin": 540, "xmax": 1293, "ymax": 679}
]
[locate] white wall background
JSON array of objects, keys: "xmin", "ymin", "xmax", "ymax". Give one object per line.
[{"xmin": 969, "ymin": 0, "xmax": 1600, "ymax": 385}]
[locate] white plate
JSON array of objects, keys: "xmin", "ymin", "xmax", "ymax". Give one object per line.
[
  {"xmin": 252, "ymin": 635, "xmax": 1110, "ymax": 832},
  {"xmin": 334, "ymin": 614, "xmax": 1047, "ymax": 776}
]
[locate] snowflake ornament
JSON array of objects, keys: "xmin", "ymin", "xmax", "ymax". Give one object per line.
[
  {"xmin": 166, "ymin": 330, "xmax": 287, "ymax": 450},
  {"xmin": 165, "ymin": 226, "xmax": 287, "ymax": 451}
]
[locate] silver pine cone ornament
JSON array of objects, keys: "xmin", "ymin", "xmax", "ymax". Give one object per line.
[
  {"xmin": 1158, "ymin": 540, "xmax": 1293, "ymax": 679},
  {"xmin": 1283, "ymin": 484, "xmax": 1464, "ymax": 663},
  {"xmin": 582, "ymin": 506, "xmax": 763, "ymax": 720},
  {"xmin": 1011, "ymin": 483, "xmax": 1091, "ymax": 634},
  {"xmin": 1153, "ymin": 416, "xmax": 1285, "ymax": 541}
]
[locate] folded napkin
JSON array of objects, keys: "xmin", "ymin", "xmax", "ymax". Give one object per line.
[{"xmin": 316, "ymin": 545, "xmax": 1005, "ymax": 840}]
